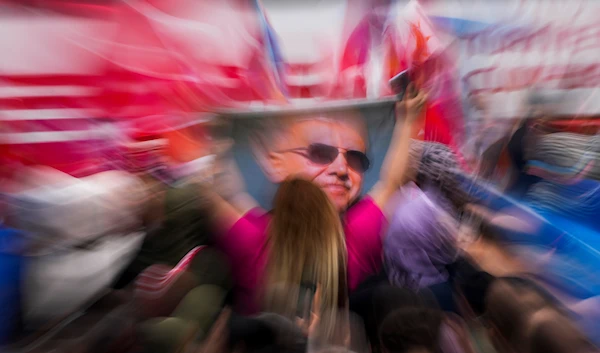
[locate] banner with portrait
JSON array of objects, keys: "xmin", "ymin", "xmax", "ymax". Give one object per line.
[{"xmin": 225, "ymin": 102, "xmax": 397, "ymax": 210}]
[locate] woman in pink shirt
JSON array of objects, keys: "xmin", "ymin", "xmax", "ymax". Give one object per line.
[{"xmin": 209, "ymin": 86, "xmax": 428, "ymax": 315}]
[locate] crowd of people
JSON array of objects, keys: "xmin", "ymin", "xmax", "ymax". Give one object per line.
[{"xmin": 1, "ymin": 86, "xmax": 598, "ymax": 353}]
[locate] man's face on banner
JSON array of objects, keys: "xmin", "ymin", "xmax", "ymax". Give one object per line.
[{"xmin": 254, "ymin": 113, "xmax": 368, "ymax": 212}]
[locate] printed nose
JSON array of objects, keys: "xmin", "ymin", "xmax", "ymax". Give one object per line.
[{"xmin": 328, "ymin": 151, "xmax": 349, "ymax": 178}]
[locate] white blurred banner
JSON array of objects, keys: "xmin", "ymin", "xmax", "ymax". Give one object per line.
[{"xmin": 427, "ymin": 0, "xmax": 600, "ymax": 118}]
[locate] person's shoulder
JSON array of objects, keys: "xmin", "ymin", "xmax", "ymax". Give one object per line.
[
  {"xmin": 347, "ymin": 196, "xmax": 383, "ymax": 215},
  {"xmin": 247, "ymin": 207, "xmax": 270, "ymax": 219},
  {"xmin": 223, "ymin": 207, "xmax": 267, "ymax": 241},
  {"xmin": 344, "ymin": 196, "xmax": 386, "ymax": 230}
]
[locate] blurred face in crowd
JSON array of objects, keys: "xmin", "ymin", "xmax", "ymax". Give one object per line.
[{"xmin": 254, "ymin": 112, "xmax": 368, "ymax": 212}]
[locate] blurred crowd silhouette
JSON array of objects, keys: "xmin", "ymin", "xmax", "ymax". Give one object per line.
[{"xmin": 2, "ymin": 1, "xmax": 600, "ymax": 353}]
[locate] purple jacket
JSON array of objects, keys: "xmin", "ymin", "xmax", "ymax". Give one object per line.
[{"xmin": 384, "ymin": 183, "xmax": 458, "ymax": 291}]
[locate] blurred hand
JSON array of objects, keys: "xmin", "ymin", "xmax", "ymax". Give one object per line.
[
  {"xmin": 296, "ymin": 285, "xmax": 321, "ymax": 337},
  {"xmin": 398, "ymin": 84, "xmax": 428, "ymax": 122}
]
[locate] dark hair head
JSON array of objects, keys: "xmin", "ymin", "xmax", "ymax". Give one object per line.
[
  {"xmin": 528, "ymin": 310, "xmax": 595, "ymax": 353},
  {"xmin": 484, "ymin": 276, "xmax": 566, "ymax": 351},
  {"xmin": 371, "ymin": 287, "xmax": 427, "ymax": 330},
  {"xmin": 361, "ymin": 286, "xmax": 436, "ymax": 353},
  {"xmin": 379, "ymin": 308, "xmax": 443, "ymax": 353},
  {"xmin": 485, "ymin": 279, "xmax": 535, "ymax": 344},
  {"xmin": 501, "ymin": 277, "xmax": 562, "ymax": 308},
  {"xmin": 447, "ymin": 257, "xmax": 495, "ymax": 316}
]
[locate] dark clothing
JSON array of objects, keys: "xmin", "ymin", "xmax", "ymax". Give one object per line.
[
  {"xmin": 349, "ymin": 272, "xmax": 433, "ymax": 353},
  {"xmin": 138, "ymin": 183, "xmax": 216, "ymax": 265},
  {"xmin": 422, "ymin": 281, "xmax": 456, "ymax": 314},
  {"xmin": 228, "ymin": 313, "xmax": 306, "ymax": 353},
  {"xmin": 505, "ymin": 121, "xmax": 542, "ymax": 199},
  {"xmin": 507, "ymin": 121, "xmax": 528, "ymax": 172},
  {"xmin": 446, "ymin": 256, "xmax": 495, "ymax": 316},
  {"xmin": 480, "ymin": 136, "xmax": 509, "ymax": 179},
  {"xmin": 506, "ymin": 173, "xmax": 542, "ymax": 199},
  {"xmin": 113, "ymin": 183, "xmax": 217, "ymax": 289},
  {"xmin": 351, "ymin": 257, "xmax": 494, "ymax": 321}
]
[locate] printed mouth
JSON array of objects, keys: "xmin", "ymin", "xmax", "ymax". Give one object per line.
[{"xmin": 324, "ymin": 184, "xmax": 350, "ymax": 193}]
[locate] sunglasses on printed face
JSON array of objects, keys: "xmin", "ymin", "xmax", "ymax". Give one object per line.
[{"xmin": 285, "ymin": 143, "xmax": 370, "ymax": 173}]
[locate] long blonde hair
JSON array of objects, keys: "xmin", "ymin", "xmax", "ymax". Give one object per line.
[{"xmin": 264, "ymin": 178, "xmax": 348, "ymax": 316}]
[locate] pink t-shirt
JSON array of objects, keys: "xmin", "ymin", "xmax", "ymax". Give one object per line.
[{"xmin": 219, "ymin": 197, "xmax": 386, "ymax": 315}]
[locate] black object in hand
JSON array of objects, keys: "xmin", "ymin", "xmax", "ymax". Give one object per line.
[
  {"xmin": 296, "ymin": 282, "xmax": 317, "ymax": 320},
  {"xmin": 389, "ymin": 70, "xmax": 411, "ymax": 101}
]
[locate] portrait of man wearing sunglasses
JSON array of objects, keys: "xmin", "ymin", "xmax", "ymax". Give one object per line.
[
  {"xmin": 250, "ymin": 113, "xmax": 370, "ymax": 212},
  {"xmin": 249, "ymin": 86, "xmax": 428, "ymax": 213}
]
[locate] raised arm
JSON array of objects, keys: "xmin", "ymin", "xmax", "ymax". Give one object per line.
[
  {"xmin": 205, "ymin": 141, "xmax": 261, "ymax": 233},
  {"xmin": 213, "ymin": 153, "xmax": 259, "ymax": 212},
  {"xmin": 369, "ymin": 84, "xmax": 427, "ymax": 210}
]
